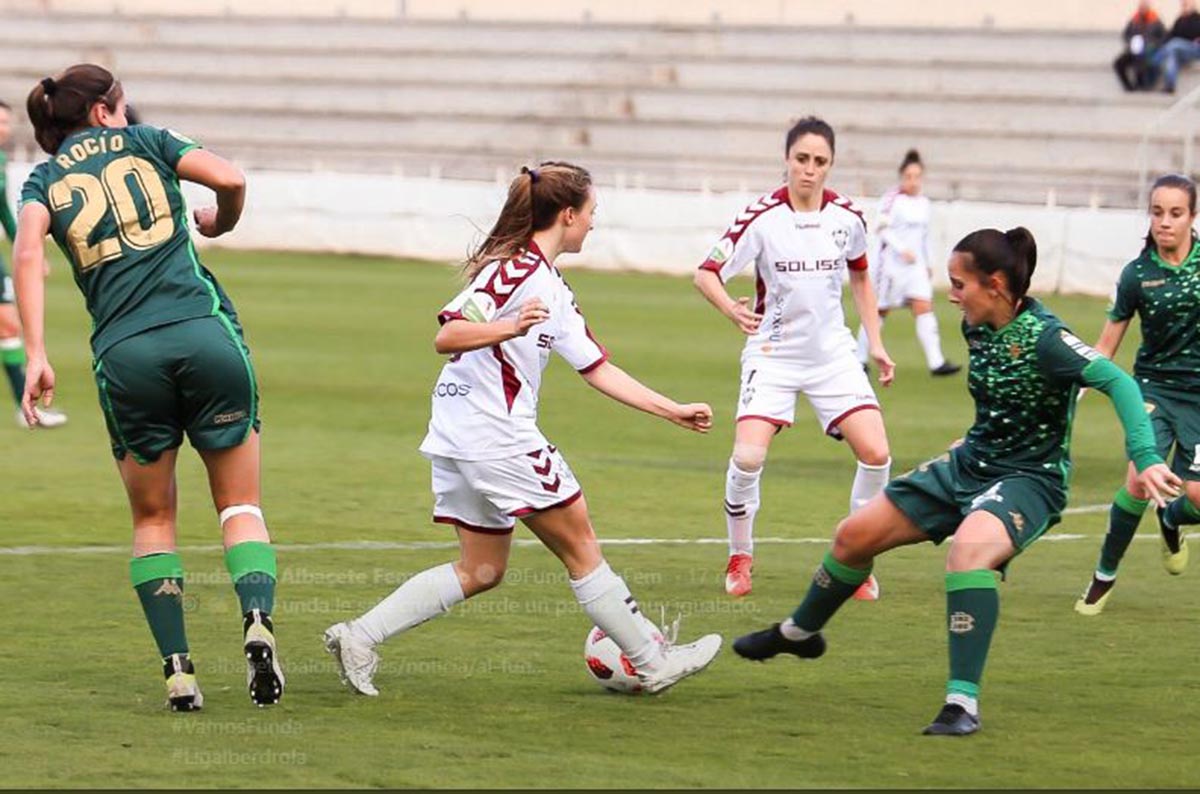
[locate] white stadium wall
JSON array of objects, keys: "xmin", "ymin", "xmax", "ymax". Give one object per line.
[
  {"xmin": 9, "ymin": 164, "xmax": 1140, "ymax": 298},
  {"xmin": 0, "ymin": 0, "xmax": 1139, "ymax": 31}
]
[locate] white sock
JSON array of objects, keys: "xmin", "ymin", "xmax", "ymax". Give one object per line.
[
  {"xmin": 352, "ymin": 562, "xmax": 465, "ymax": 646},
  {"xmin": 850, "ymin": 458, "xmax": 891, "ymax": 513},
  {"xmin": 946, "ymin": 692, "xmax": 979, "ymax": 717},
  {"xmin": 915, "ymin": 312, "xmax": 946, "ymax": 370},
  {"xmin": 779, "ymin": 617, "xmax": 813, "ymax": 641},
  {"xmin": 570, "ymin": 561, "xmax": 662, "ymax": 673},
  {"xmin": 725, "ymin": 459, "xmax": 761, "ymax": 557},
  {"xmin": 854, "ymin": 324, "xmax": 870, "ymax": 365}
]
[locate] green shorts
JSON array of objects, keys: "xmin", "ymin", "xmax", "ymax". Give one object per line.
[
  {"xmin": 1141, "ymin": 381, "xmax": 1200, "ymax": 481},
  {"xmin": 884, "ymin": 450, "xmax": 1065, "ymax": 552},
  {"xmin": 93, "ymin": 315, "xmax": 260, "ymax": 463}
]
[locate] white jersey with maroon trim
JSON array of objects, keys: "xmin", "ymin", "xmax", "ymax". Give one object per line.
[
  {"xmin": 700, "ymin": 186, "xmax": 869, "ymax": 369},
  {"xmin": 876, "ymin": 187, "xmax": 931, "ymax": 272},
  {"xmin": 419, "ymin": 243, "xmax": 608, "ymax": 461}
]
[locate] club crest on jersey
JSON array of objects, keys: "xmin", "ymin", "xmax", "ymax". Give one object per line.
[
  {"xmin": 1009, "ymin": 342, "xmax": 1023, "ymax": 360},
  {"xmin": 831, "ymin": 226, "xmax": 849, "ymax": 251}
]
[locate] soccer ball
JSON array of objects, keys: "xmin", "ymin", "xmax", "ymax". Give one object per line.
[{"xmin": 583, "ymin": 623, "xmax": 663, "ymax": 694}]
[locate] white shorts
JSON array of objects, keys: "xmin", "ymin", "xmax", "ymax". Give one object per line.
[
  {"xmin": 735, "ymin": 356, "xmax": 879, "ymax": 438},
  {"xmin": 876, "ymin": 259, "xmax": 933, "ymax": 311},
  {"xmin": 429, "ymin": 444, "xmax": 583, "ymax": 534}
]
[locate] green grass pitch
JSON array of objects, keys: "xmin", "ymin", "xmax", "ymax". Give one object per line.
[{"xmin": 1, "ymin": 249, "xmax": 1198, "ymax": 788}]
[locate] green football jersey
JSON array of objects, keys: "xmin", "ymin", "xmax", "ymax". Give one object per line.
[
  {"xmin": 21, "ymin": 124, "xmax": 238, "ymax": 356},
  {"xmin": 0, "ymin": 149, "xmax": 17, "ymax": 241},
  {"xmin": 959, "ymin": 298, "xmax": 1157, "ymax": 486},
  {"xmin": 1108, "ymin": 240, "xmax": 1200, "ymax": 390}
]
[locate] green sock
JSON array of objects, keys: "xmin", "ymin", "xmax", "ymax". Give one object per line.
[
  {"xmin": 1, "ymin": 338, "xmax": 25, "ymax": 406},
  {"xmin": 790, "ymin": 551, "xmax": 872, "ymax": 633},
  {"xmin": 130, "ymin": 553, "xmax": 189, "ymax": 659},
  {"xmin": 225, "ymin": 541, "xmax": 277, "ymax": 615},
  {"xmin": 1098, "ymin": 487, "xmax": 1149, "ymax": 577},
  {"xmin": 946, "ymin": 570, "xmax": 999, "ymax": 702},
  {"xmin": 1164, "ymin": 494, "xmax": 1200, "ymax": 529}
]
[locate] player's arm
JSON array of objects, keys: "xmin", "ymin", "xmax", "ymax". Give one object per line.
[
  {"xmin": 0, "ymin": 187, "xmax": 17, "ymax": 242},
  {"xmin": 1080, "ymin": 356, "xmax": 1179, "ymax": 505},
  {"xmin": 12, "ymin": 202, "xmax": 55, "ymax": 422},
  {"xmin": 580, "ymin": 360, "xmax": 712, "ymax": 433},
  {"xmin": 176, "ymin": 149, "xmax": 245, "ymax": 238},
  {"xmin": 693, "ymin": 268, "xmax": 761, "ymax": 335},
  {"xmin": 1093, "ymin": 318, "xmax": 1130, "ymax": 360},
  {"xmin": 434, "ymin": 297, "xmax": 548, "ymax": 355},
  {"xmin": 848, "ymin": 266, "xmax": 895, "ymax": 386}
]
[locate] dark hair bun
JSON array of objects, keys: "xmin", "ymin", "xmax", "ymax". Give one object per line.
[{"xmin": 900, "ymin": 149, "xmax": 922, "ymax": 171}]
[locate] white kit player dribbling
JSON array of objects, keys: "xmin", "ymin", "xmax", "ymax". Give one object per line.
[
  {"xmin": 324, "ymin": 162, "xmax": 721, "ymax": 697},
  {"xmin": 695, "ymin": 117, "xmax": 895, "ymax": 600}
]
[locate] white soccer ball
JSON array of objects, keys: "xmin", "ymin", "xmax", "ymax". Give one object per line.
[{"xmin": 583, "ymin": 623, "xmax": 663, "ymax": 694}]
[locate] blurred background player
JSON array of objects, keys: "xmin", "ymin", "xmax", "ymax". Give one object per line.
[
  {"xmin": 0, "ymin": 98, "xmax": 67, "ymax": 428},
  {"xmin": 15, "ymin": 64, "xmax": 282, "ymax": 711},
  {"xmin": 733, "ymin": 226, "xmax": 1179, "ymax": 735},
  {"xmin": 1076, "ymin": 174, "xmax": 1200, "ymax": 615},
  {"xmin": 694, "ymin": 116, "xmax": 893, "ymax": 599},
  {"xmin": 323, "ymin": 162, "xmax": 721, "ymax": 697},
  {"xmin": 857, "ymin": 149, "xmax": 960, "ymax": 377}
]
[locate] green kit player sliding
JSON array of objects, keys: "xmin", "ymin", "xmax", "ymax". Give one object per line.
[
  {"xmin": 1077, "ymin": 174, "xmax": 1200, "ymax": 614},
  {"xmin": 0, "ymin": 99, "xmax": 66, "ymax": 428},
  {"xmin": 733, "ymin": 226, "xmax": 1180, "ymax": 735},
  {"xmin": 13, "ymin": 64, "xmax": 283, "ymax": 710}
]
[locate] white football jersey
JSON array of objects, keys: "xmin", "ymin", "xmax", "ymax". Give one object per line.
[
  {"xmin": 700, "ymin": 186, "xmax": 869, "ymax": 368},
  {"xmin": 419, "ymin": 243, "xmax": 608, "ymax": 461},
  {"xmin": 876, "ymin": 188, "xmax": 931, "ymax": 271}
]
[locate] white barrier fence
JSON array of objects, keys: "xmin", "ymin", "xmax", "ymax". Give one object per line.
[{"xmin": 12, "ymin": 165, "xmax": 1151, "ymax": 298}]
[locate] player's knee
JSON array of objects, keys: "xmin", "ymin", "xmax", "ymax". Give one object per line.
[
  {"xmin": 457, "ymin": 550, "xmax": 508, "ymax": 595},
  {"xmin": 732, "ymin": 443, "xmax": 767, "ymax": 472},
  {"xmin": 1186, "ymin": 481, "xmax": 1200, "ymax": 508},
  {"xmin": 832, "ymin": 517, "xmax": 874, "ymax": 562},
  {"xmin": 855, "ymin": 444, "xmax": 890, "ymax": 468}
]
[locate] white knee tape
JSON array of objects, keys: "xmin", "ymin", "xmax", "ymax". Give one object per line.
[{"xmin": 219, "ymin": 503, "xmax": 264, "ymax": 526}]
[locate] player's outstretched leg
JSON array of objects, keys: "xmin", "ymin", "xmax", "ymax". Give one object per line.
[
  {"xmin": 327, "ymin": 528, "xmax": 501, "ymax": 696},
  {"xmin": 1157, "ymin": 490, "xmax": 1199, "ymax": 574},
  {"xmin": 524, "ymin": 497, "xmax": 722, "ymax": 694},
  {"xmin": 131, "ymin": 552, "xmax": 199, "ymax": 711},
  {"xmin": 1076, "ymin": 485, "xmax": 1148, "ymax": 616},
  {"xmin": 734, "ymin": 550, "xmax": 865, "ymax": 660},
  {"xmin": 327, "ymin": 561, "xmax": 468, "ymax": 696}
]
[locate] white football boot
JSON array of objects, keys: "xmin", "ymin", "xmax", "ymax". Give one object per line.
[
  {"xmin": 15, "ymin": 406, "xmax": 68, "ymax": 429},
  {"xmin": 637, "ymin": 616, "xmax": 722, "ymax": 695},
  {"xmin": 323, "ymin": 621, "xmax": 380, "ymax": 696}
]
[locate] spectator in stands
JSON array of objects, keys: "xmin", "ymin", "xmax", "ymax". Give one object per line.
[
  {"xmin": 1114, "ymin": 1, "xmax": 1166, "ymax": 91},
  {"xmin": 1151, "ymin": 0, "xmax": 1200, "ymax": 93}
]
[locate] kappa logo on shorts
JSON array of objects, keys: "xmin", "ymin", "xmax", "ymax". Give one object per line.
[
  {"xmin": 1145, "ymin": 402, "xmax": 1156, "ymax": 414},
  {"xmin": 213, "ymin": 410, "xmax": 248, "ymax": 425},
  {"xmin": 948, "ymin": 611, "xmax": 975, "ymax": 634},
  {"xmin": 969, "ymin": 482, "xmax": 1005, "ymax": 510},
  {"xmin": 1009, "ymin": 511, "xmax": 1026, "ymax": 533}
]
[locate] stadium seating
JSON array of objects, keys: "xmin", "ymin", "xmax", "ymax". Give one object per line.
[{"xmin": 1, "ymin": 13, "xmax": 1194, "ymax": 207}]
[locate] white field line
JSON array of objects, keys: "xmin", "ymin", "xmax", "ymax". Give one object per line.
[{"xmin": 0, "ymin": 503, "xmax": 1145, "ymax": 558}]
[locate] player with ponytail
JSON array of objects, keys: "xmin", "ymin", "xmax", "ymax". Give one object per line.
[{"xmin": 733, "ymin": 225, "xmax": 1178, "ymax": 735}]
